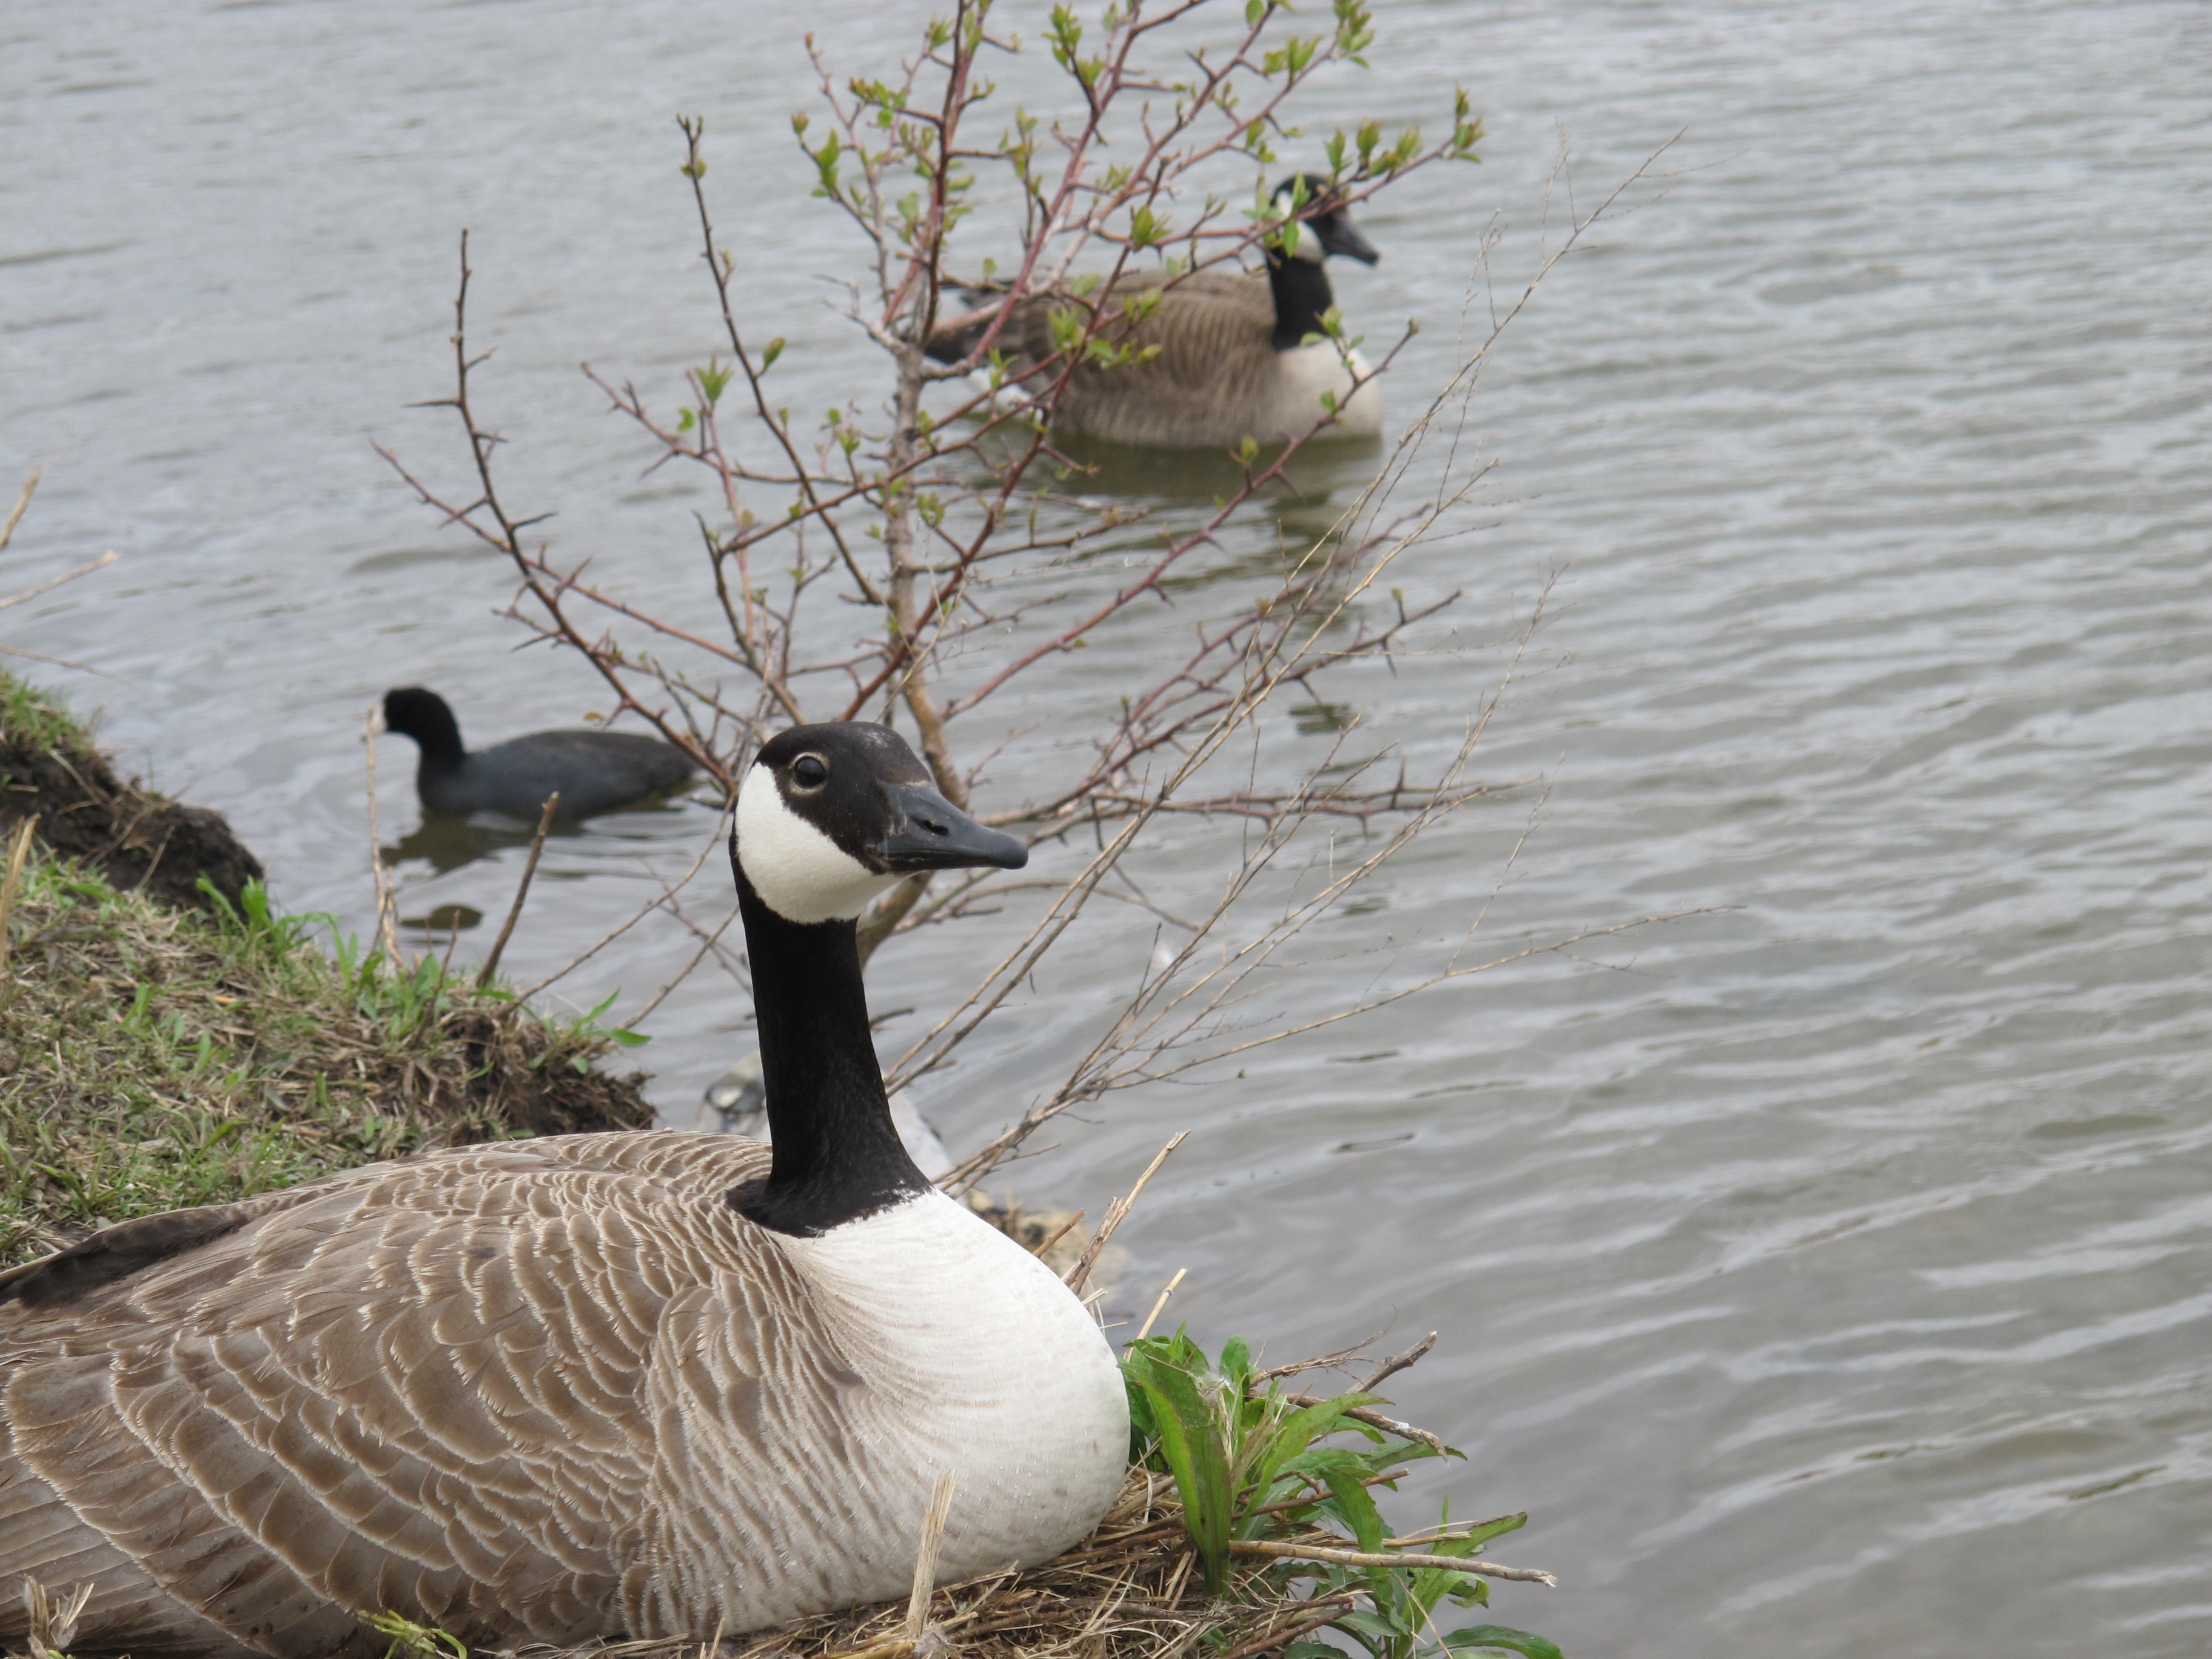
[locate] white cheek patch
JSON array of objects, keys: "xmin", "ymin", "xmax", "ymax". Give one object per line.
[
  {"xmin": 1272, "ymin": 195, "xmax": 1326, "ymax": 264},
  {"xmin": 736, "ymin": 765, "xmax": 902, "ymax": 924}
]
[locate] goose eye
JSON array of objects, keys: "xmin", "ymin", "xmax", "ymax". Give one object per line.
[{"xmin": 790, "ymin": 754, "xmax": 829, "ymax": 789}]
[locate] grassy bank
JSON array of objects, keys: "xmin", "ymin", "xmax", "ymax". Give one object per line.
[{"xmin": 0, "ymin": 671, "xmax": 652, "ymax": 1265}]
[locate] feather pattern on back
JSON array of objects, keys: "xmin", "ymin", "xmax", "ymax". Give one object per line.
[{"xmin": 0, "ymin": 1131, "xmax": 1128, "ymax": 1658}]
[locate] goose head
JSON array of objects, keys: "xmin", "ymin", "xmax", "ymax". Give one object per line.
[
  {"xmin": 734, "ymin": 722, "xmax": 1028, "ymax": 925},
  {"xmin": 1268, "ymin": 174, "xmax": 1381, "ymax": 269}
]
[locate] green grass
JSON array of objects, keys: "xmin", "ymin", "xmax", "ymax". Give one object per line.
[
  {"xmin": 0, "ymin": 850, "xmax": 647, "ymax": 1267},
  {"xmin": 0, "ymin": 673, "xmax": 89, "ymax": 756}
]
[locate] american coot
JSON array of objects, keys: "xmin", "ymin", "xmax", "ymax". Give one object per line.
[
  {"xmin": 923, "ymin": 173, "xmax": 1382, "ymax": 448},
  {"xmin": 0, "ymin": 722, "xmax": 1127, "ymax": 1654},
  {"xmin": 381, "ymin": 686, "xmax": 698, "ymax": 822}
]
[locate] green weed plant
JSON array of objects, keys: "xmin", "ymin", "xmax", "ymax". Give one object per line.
[{"xmin": 1123, "ymin": 1332, "xmax": 1561, "ymax": 1659}]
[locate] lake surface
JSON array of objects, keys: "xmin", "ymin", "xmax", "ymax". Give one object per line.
[{"xmin": 7, "ymin": 1, "xmax": 2210, "ymax": 1652}]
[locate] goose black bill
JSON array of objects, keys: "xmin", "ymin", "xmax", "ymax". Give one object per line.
[
  {"xmin": 873, "ymin": 782, "xmax": 1030, "ymax": 872},
  {"xmin": 1318, "ymin": 214, "xmax": 1381, "ymax": 266}
]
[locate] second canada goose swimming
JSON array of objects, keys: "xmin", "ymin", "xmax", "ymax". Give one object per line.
[
  {"xmin": 381, "ymin": 686, "xmax": 698, "ymax": 822},
  {"xmin": 925, "ymin": 175, "xmax": 1384, "ymax": 451},
  {"xmin": 0, "ymin": 722, "xmax": 1128, "ymax": 1657}
]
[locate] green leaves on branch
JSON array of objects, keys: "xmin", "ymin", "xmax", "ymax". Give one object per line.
[
  {"xmin": 676, "ymin": 357, "xmax": 733, "ymax": 438},
  {"xmin": 1262, "ymin": 33, "xmax": 1321, "ymax": 78},
  {"xmin": 1316, "ymin": 89, "xmax": 1480, "ymax": 194},
  {"xmin": 1048, "ymin": 5, "xmax": 1105, "ymax": 89},
  {"xmin": 803, "ymin": 128, "xmax": 845, "ymax": 199},
  {"xmin": 694, "ymin": 357, "xmax": 734, "ymax": 407},
  {"xmin": 1333, "ymin": 0, "xmax": 1378, "ymax": 64},
  {"xmin": 1450, "ymin": 87, "xmax": 1486, "ymax": 160}
]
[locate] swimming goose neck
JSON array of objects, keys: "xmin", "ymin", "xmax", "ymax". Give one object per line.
[
  {"xmin": 1265, "ymin": 252, "xmax": 1339, "ymax": 351},
  {"xmin": 731, "ymin": 865, "xmax": 930, "ymax": 1236}
]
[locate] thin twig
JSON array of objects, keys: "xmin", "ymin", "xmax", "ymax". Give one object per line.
[
  {"xmin": 1382, "ymin": 1514, "xmax": 1525, "ymax": 1550},
  {"xmin": 1355, "ymin": 1332, "xmax": 1437, "ymax": 1394},
  {"xmin": 1064, "ymin": 1131, "xmax": 1187, "ymax": 1295},
  {"xmin": 1281, "ymin": 1394, "xmax": 1446, "ymax": 1456},
  {"xmin": 1227, "ymin": 1538, "xmax": 1557, "ymax": 1587},
  {"xmin": 511, "ymin": 805, "xmax": 730, "ymax": 1003},
  {"xmin": 363, "ymin": 708, "xmax": 402, "ymax": 971},
  {"xmin": 0, "ymin": 471, "xmax": 39, "ymax": 555},
  {"xmin": 1215, "ymin": 1597, "xmax": 1358, "ymax": 1659},
  {"xmin": 620, "ymin": 904, "xmax": 738, "ymax": 1031},
  {"xmin": 1027, "ymin": 1208, "xmax": 1085, "ymax": 1258},
  {"xmin": 1134, "ymin": 1267, "xmax": 1188, "ymax": 1342},
  {"xmin": 476, "ymin": 793, "xmax": 559, "ymax": 991},
  {"xmin": 0, "ymin": 549, "xmax": 118, "ymax": 613},
  {"xmin": 902, "ymin": 1470, "xmax": 958, "ymax": 1641},
  {"xmin": 1247, "ymin": 1338, "xmax": 1382, "ymax": 1389}
]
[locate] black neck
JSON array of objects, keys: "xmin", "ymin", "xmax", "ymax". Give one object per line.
[
  {"xmin": 407, "ymin": 715, "xmax": 468, "ymax": 777},
  {"xmin": 727, "ymin": 855, "xmax": 930, "ymax": 1236},
  {"xmin": 1265, "ymin": 250, "xmax": 1338, "ymax": 350}
]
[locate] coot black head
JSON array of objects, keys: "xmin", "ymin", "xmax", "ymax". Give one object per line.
[
  {"xmin": 382, "ymin": 686, "xmax": 466, "ymax": 766},
  {"xmin": 734, "ymin": 723, "xmax": 1028, "ymax": 925}
]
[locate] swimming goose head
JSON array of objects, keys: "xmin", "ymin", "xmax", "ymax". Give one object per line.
[
  {"xmin": 736, "ymin": 722, "xmax": 1027, "ymax": 925},
  {"xmin": 1269, "ymin": 173, "xmax": 1381, "ymax": 269}
]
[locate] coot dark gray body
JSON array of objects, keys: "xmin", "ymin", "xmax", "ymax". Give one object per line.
[{"xmin": 382, "ymin": 686, "xmax": 697, "ymax": 821}]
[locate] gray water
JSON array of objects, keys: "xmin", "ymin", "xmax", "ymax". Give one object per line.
[{"xmin": 7, "ymin": 1, "xmax": 2211, "ymax": 1652}]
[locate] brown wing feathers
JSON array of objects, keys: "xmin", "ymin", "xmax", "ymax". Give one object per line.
[
  {"xmin": 927, "ymin": 269, "xmax": 1287, "ymax": 449},
  {"xmin": 0, "ymin": 1134, "xmax": 778, "ymax": 1658},
  {"xmin": 0, "ymin": 1205, "xmax": 264, "ymax": 1310}
]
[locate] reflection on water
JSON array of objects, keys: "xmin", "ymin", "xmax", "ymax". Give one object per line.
[
  {"xmin": 399, "ymin": 903, "xmax": 486, "ymax": 935},
  {"xmin": 383, "ymin": 805, "xmax": 703, "ymax": 876},
  {"xmin": 383, "ymin": 815, "xmax": 554, "ymax": 876},
  {"xmin": 1041, "ymin": 428, "xmax": 1387, "ymax": 509}
]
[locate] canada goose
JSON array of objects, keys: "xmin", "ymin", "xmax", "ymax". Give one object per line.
[
  {"xmin": 702, "ymin": 1050, "xmax": 954, "ymax": 1179},
  {"xmin": 925, "ymin": 174, "xmax": 1383, "ymax": 450},
  {"xmin": 381, "ymin": 686, "xmax": 697, "ymax": 822},
  {"xmin": 0, "ymin": 722, "xmax": 1128, "ymax": 1658}
]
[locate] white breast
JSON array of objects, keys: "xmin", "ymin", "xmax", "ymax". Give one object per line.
[
  {"xmin": 782, "ymin": 1192, "xmax": 1131, "ymax": 1578},
  {"xmin": 1270, "ymin": 343, "xmax": 1383, "ymax": 438},
  {"xmin": 636, "ymin": 1191, "xmax": 1129, "ymax": 1632}
]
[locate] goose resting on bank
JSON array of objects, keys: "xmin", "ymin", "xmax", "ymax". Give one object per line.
[
  {"xmin": 0, "ymin": 722, "xmax": 1127, "ymax": 1658},
  {"xmin": 381, "ymin": 686, "xmax": 698, "ymax": 822},
  {"xmin": 925, "ymin": 173, "xmax": 1383, "ymax": 450}
]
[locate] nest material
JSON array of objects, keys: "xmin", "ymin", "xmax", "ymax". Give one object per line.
[{"xmin": 503, "ymin": 1471, "xmax": 1362, "ymax": 1659}]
